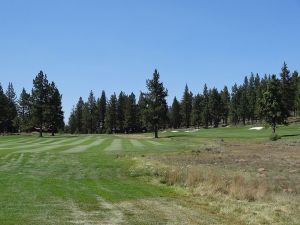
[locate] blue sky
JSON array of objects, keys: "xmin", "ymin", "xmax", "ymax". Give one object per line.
[{"xmin": 1, "ymin": 0, "xmax": 300, "ymax": 120}]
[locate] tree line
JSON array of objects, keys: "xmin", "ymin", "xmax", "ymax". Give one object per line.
[
  {"xmin": 0, "ymin": 71, "xmax": 64, "ymax": 136},
  {"xmin": 67, "ymin": 63, "xmax": 300, "ymax": 137},
  {"xmin": 1, "ymin": 63, "xmax": 299, "ymax": 137}
]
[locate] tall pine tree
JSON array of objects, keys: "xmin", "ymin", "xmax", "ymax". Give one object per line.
[{"xmin": 145, "ymin": 69, "xmax": 168, "ymax": 138}]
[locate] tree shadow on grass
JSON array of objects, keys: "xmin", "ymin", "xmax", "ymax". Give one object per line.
[{"xmin": 281, "ymin": 133, "xmax": 300, "ymax": 138}]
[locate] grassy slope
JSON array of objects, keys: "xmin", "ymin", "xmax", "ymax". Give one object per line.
[{"xmin": 0, "ymin": 126, "xmax": 299, "ymax": 225}]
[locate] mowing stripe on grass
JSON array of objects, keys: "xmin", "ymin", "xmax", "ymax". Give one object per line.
[
  {"xmin": 130, "ymin": 140, "xmax": 145, "ymax": 148},
  {"xmin": 104, "ymin": 139, "xmax": 122, "ymax": 151},
  {"xmin": 145, "ymin": 140, "xmax": 163, "ymax": 146},
  {"xmin": 62, "ymin": 139, "xmax": 105, "ymax": 153}
]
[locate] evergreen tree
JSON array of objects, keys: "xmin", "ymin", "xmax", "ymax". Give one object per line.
[
  {"xmin": 240, "ymin": 76, "xmax": 249, "ymax": 125},
  {"xmin": 202, "ymin": 84, "xmax": 210, "ymax": 128},
  {"xmin": 259, "ymin": 75, "xmax": 286, "ymax": 135},
  {"xmin": 145, "ymin": 69, "xmax": 168, "ymax": 138},
  {"xmin": 248, "ymin": 74, "xmax": 257, "ymax": 123},
  {"xmin": 68, "ymin": 108, "xmax": 77, "ymax": 134},
  {"xmin": 75, "ymin": 97, "xmax": 84, "ymax": 133},
  {"xmin": 170, "ymin": 97, "xmax": 182, "ymax": 129},
  {"xmin": 291, "ymin": 71, "xmax": 299, "ymax": 115},
  {"xmin": 105, "ymin": 93, "xmax": 118, "ymax": 133},
  {"xmin": 5, "ymin": 82, "xmax": 18, "ymax": 132},
  {"xmin": 137, "ymin": 92, "xmax": 149, "ymax": 131},
  {"xmin": 82, "ymin": 102, "xmax": 90, "ymax": 134},
  {"xmin": 117, "ymin": 91, "xmax": 127, "ymax": 132},
  {"xmin": 209, "ymin": 88, "xmax": 221, "ymax": 127},
  {"xmin": 230, "ymin": 83, "xmax": 241, "ymax": 125},
  {"xmin": 46, "ymin": 82, "xmax": 64, "ymax": 136},
  {"xmin": 0, "ymin": 83, "xmax": 9, "ymax": 133},
  {"xmin": 97, "ymin": 91, "xmax": 107, "ymax": 133},
  {"xmin": 220, "ymin": 86, "xmax": 230, "ymax": 126},
  {"xmin": 87, "ymin": 91, "xmax": 97, "ymax": 133},
  {"xmin": 191, "ymin": 94, "xmax": 203, "ymax": 128},
  {"xmin": 31, "ymin": 71, "xmax": 49, "ymax": 137},
  {"xmin": 18, "ymin": 88, "xmax": 32, "ymax": 132},
  {"xmin": 124, "ymin": 93, "xmax": 138, "ymax": 133},
  {"xmin": 280, "ymin": 62, "xmax": 294, "ymax": 117},
  {"xmin": 181, "ymin": 85, "xmax": 193, "ymax": 128}
]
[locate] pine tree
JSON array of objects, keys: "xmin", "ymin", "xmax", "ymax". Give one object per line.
[
  {"xmin": 87, "ymin": 91, "xmax": 97, "ymax": 133},
  {"xmin": 46, "ymin": 82, "xmax": 64, "ymax": 136},
  {"xmin": 5, "ymin": 82, "xmax": 18, "ymax": 132},
  {"xmin": 124, "ymin": 93, "xmax": 138, "ymax": 133},
  {"xmin": 240, "ymin": 76, "xmax": 249, "ymax": 125},
  {"xmin": 117, "ymin": 91, "xmax": 127, "ymax": 132},
  {"xmin": 191, "ymin": 94, "xmax": 203, "ymax": 128},
  {"xmin": 170, "ymin": 97, "xmax": 182, "ymax": 129},
  {"xmin": 209, "ymin": 88, "xmax": 221, "ymax": 127},
  {"xmin": 75, "ymin": 97, "xmax": 84, "ymax": 133},
  {"xmin": 98, "ymin": 91, "xmax": 107, "ymax": 133},
  {"xmin": 145, "ymin": 69, "xmax": 168, "ymax": 138},
  {"xmin": 105, "ymin": 93, "xmax": 118, "ymax": 133},
  {"xmin": 280, "ymin": 62, "xmax": 294, "ymax": 117},
  {"xmin": 31, "ymin": 71, "xmax": 49, "ymax": 137},
  {"xmin": 18, "ymin": 88, "xmax": 32, "ymax": 132},
  {"xmin": 82, "ymin": 102, "xmax": 90, "ymax": 134},
  {"xmin": 202, "ymin": 84, "xmax": 210, "ymax": 128},
  {"xmin": 68, "ymin": 107, "xmax": 77, "ymax": 134},
  {"xmin": 230, "ymin": 83, "xmax": 240, "ymax": 125},
  {"xmin": 0, "ymin": 83, "xmax": 9, "ymax": 133},
  {"xmin": 220, "ymin": 86, "xmax": 230, "ymax": 126},
  {"xmin": 181, "ymin": 85, "xmax": 193, "ymax": 128},
  {"xmin": 248, "ymin": 74, "xmax": 257, "ymax": 123},
  {"xmin": 259, "ymin": 75, "xmax": 286, "ymax": 135},
  {"xmin": 137, "ymin": 92, "xmax": 149, "ymax": 131},
  {"xmin": 291, "ymin": 71, "xmax": 299, "ymax": 115}
]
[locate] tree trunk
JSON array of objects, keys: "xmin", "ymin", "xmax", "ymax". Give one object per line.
[
  {"xmin": 39, "ymin": 125, "xmax": 43, "ymax": 137},
  {"xmin": 154, "ymin": 125, "xmax": 158, "ymax": 139}
]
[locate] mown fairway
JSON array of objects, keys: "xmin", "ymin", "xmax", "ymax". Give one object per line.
[{"xmin": 0, "ymin": 126, "xmax": 299, "ymax": 225}]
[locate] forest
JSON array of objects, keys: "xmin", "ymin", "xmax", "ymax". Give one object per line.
[{"xmin": 0, "ymin": 62, "xmax": 299, "ymax": 137}]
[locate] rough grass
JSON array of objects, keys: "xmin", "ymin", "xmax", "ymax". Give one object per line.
[{"xmin": 0, "ymin": 126, "xmax": 299, "ymax": 224}]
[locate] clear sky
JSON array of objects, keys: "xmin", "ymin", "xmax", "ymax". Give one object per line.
[{"xmin": 1, "ymin": 0, "xmax": 300, "ymax": 121}]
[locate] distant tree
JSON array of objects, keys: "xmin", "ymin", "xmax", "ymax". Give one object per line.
[
  {"xmin": 124, "ymin": 93, "xmax": 138, "ymax": 133},
  {"xmin": 280, "ymin": 62, "xmax": 294, "ymax": 117},
  {"xmin": 87, "ymin": 91, "xmax": 97, "ymax": 133},
  {"xmin": 291, "ymin": 71, "xmax": 299, "ymax": 115},
  {"xmin": 248, "ymin": 74, "xmax": 257, "ymax": 123},
  {"xmin": 240, "ymin": 77, "xmax": 249, "ymax": 125},
  {"xmin": 31, "ymin": 71, "xmax": 49, "ymax": 137},
  {"xmin": 170, "ymin": 97, "xmax": 182, "ymax": 129},
  {"xmin": 82, "ymin": 102, "xmax": 90, "ymax": 134},
  {"xmin": 0, "ymin": 83, "xmax": 9, "ymax": 133},
  {"xmin": 117, "ymin": 91, "xmax": 127, "ymax": 132},
  {"xmin": 46, "ymin": 82, "xmax": 64, "ymax": 136},
  {"xmin": 68, "ymin": 107, "xmax": 77, "ymax": 134},
  {"xmin": 191, "ymin": 94, "xmax": 203, "ymax": 128},
  {"xmin": 259, "ymin": 75, "xmax": 286, "ymax": 135},
  {"xmin": 5, "ymin": 82, "xmax": 18, "ymax": 132},
  {"xmin": 97, "ymin": 91, "xmax": 107, "ymax": 133},
  {"xmin": 18, "ymin": 88, "xmax": 32, "ymax": 132},
  {"xmin": 220, "ymin": 86, "xmax": 230, "ymax": 126},
  {"xmin": 105, "ymin": 93, "xmax": 118, "ymax": 133},
  {"xmin": 145, "ymin": 69, "xmax": 168, "ymax": 138},
  {"xmin": 75, "ymin": 97, "xmax": 84, "ymax": 133},
  {"xmin": 202, "ymin": 84, "xmax": 210, "ymax": 128},
  {"xmin": 181, "ymin": 85, "xmax": 193, "ymax": 128},
  {"xmin": 209, "ymin": 88, "xmax": 221, "ymax": 127},
  {"xmin": 230, "ymin": 83, "xmax": 241, "ymax": 125},
  {"xmin": 137, "ymin": 92, "xmax": 149, "ymax": 131}
]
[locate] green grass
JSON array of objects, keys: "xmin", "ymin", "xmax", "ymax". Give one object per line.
[{"xmin": 0, "ymin": 125, "xmax": 299, "ymax": 224}]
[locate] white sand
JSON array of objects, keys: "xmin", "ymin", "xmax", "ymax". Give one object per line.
[{"xmin": 249, "ymin": 127, "xmax": 264, "ymax": 131}]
